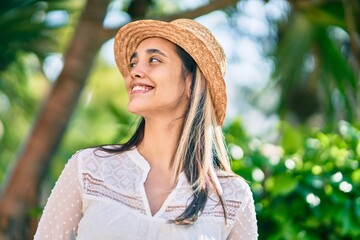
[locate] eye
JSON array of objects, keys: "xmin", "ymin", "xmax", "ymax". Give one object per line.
[
  {"xmin": 129, "ymin": 62, "xmax": 136, "ymax": 68},
  {"xmin": 149, "ymin": 57, "xmax": 161, "ymax": 63}
]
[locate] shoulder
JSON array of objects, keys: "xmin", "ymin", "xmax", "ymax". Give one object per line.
[
  {"xmin": 217, "ymin": 171, "xmax": 251, "ymax": 199},
  {"xmin": 73, "ymin": 146, "xmax": 130, "ymax": 162},
  {"xmin": 203, "ymin": 171, "xmax": 254, "ymax": 222},
  {"xmin": 74, "ymin": 146, "xmax": 132, "ymax": 168},
  {"xmin": 217, "ymin": 171, "xmax": 254, "ymax": 214},
  {"xmin": 64, "ymin": 146, "xmax": 133, "ymax": 177},
  {"xmin": 74, "ymin": 146, "xmax": 145, "ymax": 182}
]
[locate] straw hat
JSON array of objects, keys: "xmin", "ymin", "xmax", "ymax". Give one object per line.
[{"xmin": 114, "ymin": 19, "xmax": 227, "ymax": 125}]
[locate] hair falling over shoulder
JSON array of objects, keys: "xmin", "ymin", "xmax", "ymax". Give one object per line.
[{"xmin": 170, "ymin": 67, "xmax": 231, "ymax": 225}]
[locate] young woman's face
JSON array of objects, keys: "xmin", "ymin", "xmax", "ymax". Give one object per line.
[{"xmin": 125, "ymin": 37, "xmax": 192, "ymax": 121}]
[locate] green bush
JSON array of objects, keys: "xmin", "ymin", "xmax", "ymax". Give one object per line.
[{"xmin": 225, "ymin": 120, "xmax": 360, "ymax": 240}]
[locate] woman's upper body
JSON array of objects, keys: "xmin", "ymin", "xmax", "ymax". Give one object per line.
[
  {"xmin": 35, "ymin": 18, "xmax": 258, "ymax": 239},
  {"xmin": 34, "ymin": 147, "xmax": 258, "ymax": 240}
]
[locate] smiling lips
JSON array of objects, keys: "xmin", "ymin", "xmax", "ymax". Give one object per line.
[{"xmin": 131, "ymin": 85, "xmax": 154, "ymax": 94}]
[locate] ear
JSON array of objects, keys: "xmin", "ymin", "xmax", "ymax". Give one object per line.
[{"xmin": 185, "ymin": 73, "xmax": 192, "ymax": 98}]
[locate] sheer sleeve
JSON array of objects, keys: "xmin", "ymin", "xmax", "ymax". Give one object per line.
[
  {"xmin": 227, "ymin": 184, "xmax": 258, "ymax": 240},
  {"xmin": 34, "ymin": 152, "xmax": 83, "ymax": 240}
]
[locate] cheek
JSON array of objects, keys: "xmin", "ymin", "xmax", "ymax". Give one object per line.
[
  {"xmin": 160, "ymin": 82, "xmax": 187, "ymax": 102},
  {"xmin": 161, "ymin": 76, "xmax": 185, "ymax": 94},
  {"xmin": 162, "ymin": 68, "xmax": 185, "ymax": 89}
]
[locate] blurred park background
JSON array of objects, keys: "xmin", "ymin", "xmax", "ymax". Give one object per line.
[{"xmin": 0, "ymin": 0, "xmax": 359, "ymax": 239}]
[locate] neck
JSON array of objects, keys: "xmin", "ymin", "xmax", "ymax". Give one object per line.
[{"xmin": 137, "ymin": 117, "xmax": 184, "ymax": 172}]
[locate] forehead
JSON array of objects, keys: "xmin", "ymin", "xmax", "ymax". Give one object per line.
[{"xmin": 135, "ymin": 37, "xmax": 177, "ymax": 52}]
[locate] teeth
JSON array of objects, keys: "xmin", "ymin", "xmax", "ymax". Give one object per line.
[{"xmin": 132, "ymin": 85, "xmax": 151, "ymax": 92}]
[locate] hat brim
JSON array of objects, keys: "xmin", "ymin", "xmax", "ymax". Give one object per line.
[{"xmin": 114, "ymin": 19, "xmax": 226, "ymax": 125}]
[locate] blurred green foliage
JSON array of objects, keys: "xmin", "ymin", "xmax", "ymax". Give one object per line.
[
  {"xmin": 0, "ymin": 0, "xmax": 81, "ymax": 181},
  {"xmin": 45, "ymin": 60, "xmax": 137, "ymax": 184},
  {"xmin": 225, "ymin": 119, "xmax": 360, "ymax": 239},
  {"xmin": 0, "ymin": 0, "xmax": 80, "ymax": 70},
  {"xmin": 0, "ymin": 0, "xmax": 359, "ymax": 239},
  {"xmin": 274, "ymin": 1, "xmax": 359, "ymax": 127}
]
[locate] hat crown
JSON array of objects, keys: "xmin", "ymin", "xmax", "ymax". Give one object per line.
[{"xmin": 171, "ymin": 19, "xmax": 227, "ymax": 77}]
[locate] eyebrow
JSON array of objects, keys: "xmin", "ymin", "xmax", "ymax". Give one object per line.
[{"xmin": 129, "ymin": 48, "xmax": 168, "ymax": 62}]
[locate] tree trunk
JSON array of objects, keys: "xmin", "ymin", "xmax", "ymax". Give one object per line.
[{"xmin": 0, "ymin": 0, "xmax": 110, "ymax": 238}]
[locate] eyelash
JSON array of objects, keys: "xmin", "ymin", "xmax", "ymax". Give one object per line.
[
  {"xmin": 129, "ymin": 62, "xmax": 136, "ymax": 68},
  {"xmin": 150, "ymin": 57, "xmax": 160, "ymax": 63},
  {"xmin": 129, "ymin": 57, "xmax": 161, "ymax": 69}
]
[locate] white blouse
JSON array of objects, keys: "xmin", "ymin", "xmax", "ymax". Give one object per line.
[{"xmin": 34, "ymin": 148, "xmax": 258, "ymax": 239}]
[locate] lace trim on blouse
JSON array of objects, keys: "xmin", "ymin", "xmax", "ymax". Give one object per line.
[{"xmin": 82, "ymin": 173, "xmax": 147, "ymax": 215}]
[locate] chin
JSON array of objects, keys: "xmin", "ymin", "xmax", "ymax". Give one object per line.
[{"xmin": 127, "ymin": 105, "xmax": 147, "ymax": 116}]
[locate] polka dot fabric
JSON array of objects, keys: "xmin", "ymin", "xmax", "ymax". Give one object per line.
[
  {"xmin": 34, "ymin": 152, "xmax": 82, "ymax": 239},
  {"xmin": 227, "ymin": 183, "xmax": 258, "ymax": 240}
]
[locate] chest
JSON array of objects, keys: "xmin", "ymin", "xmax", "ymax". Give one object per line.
[
  {"xmin": 77, "ymin": 200, "xmax": 231, "ymax": 240},
  {"xmin": 143, "ymin": 169, "xmax": 175, "ymax": 216},
  {"xmin": 79, "ymin": 151, "xmax": 239, "ymax": 228},
  {"xmin": 79, "ymin": 171, "xmax": 232, "ymax": 239}
]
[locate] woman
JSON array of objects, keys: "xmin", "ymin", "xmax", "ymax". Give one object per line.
[{"xmin": 35, "ymin": 19, "xmax": 258, "ymax": 239}]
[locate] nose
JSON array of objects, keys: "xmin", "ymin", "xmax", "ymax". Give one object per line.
[{"xmin": 130, "ymin": 63, "xmax": 145, "ymax": 79}]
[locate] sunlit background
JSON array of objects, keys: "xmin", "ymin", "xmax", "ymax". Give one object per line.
[
  {"xmin": 42, "ymin": 0, "xmax": 287, "ymax": 139},
  {"xmin": 0, "ymin": 0, "xmax": 359, "ymax": 239}
]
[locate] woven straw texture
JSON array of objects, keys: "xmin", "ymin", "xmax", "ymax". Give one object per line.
[{"xmin": 114, "ymin": 19, "xmax": 227, "ymax": 125}]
